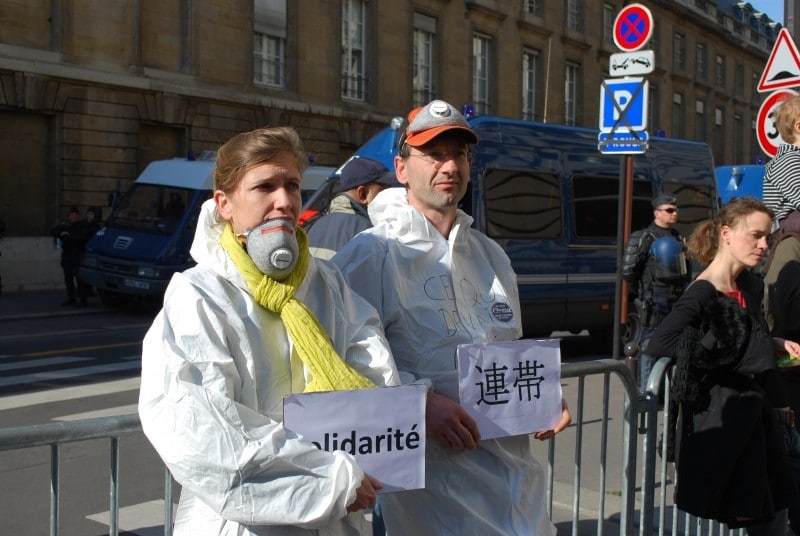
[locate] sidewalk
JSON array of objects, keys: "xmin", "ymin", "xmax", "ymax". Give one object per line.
[{"xmin": 0, "ymin": 288, "xmax": 106, "ymax": 322}]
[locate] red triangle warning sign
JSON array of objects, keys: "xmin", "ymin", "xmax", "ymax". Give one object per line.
[{"xmin": 758, "ymin": 28, "xmax": 800, "ymax": 93}]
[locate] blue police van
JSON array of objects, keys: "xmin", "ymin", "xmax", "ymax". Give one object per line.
[
  {"xmin": 302, "ymin": 116, "xmax": 719, "ymax": 347},
  {"xmin": 80, "ymin": 153, "xmax": 335, "ymax": 306},
  {"xmin": 715, "ymin": 164, "xmax": 765, "ymax": 204}
]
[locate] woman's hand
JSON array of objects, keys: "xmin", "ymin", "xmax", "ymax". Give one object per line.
[
  {"xmin": 775, "ymin": 337, "xmax": 800, "ymax": 358},
  {"xmin": 346, "ymin": 474, "xmax": 382, "ymax": 513},
  {"xmin": 534, "ymin": 398, "xmax": 572, "ymax": 441}
]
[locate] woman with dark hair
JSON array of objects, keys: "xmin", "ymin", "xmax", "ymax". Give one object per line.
[{"xmin": 649, "ymin": 197, "xmax": 800, "ymax": 534}]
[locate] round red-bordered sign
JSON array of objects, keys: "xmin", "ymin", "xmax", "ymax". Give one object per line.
[
  {"xmin": 613, "ymin": 4, "xmax": 654, "ymax": 52},
  {"xmin": 757, "ymin": 89, "xmax": 798, "ymax": 158}
]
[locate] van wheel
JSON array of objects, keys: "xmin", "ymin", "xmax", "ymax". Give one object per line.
[{"xmin": 589, "ymin": 328, "xmax": 614, "ymax": 355}]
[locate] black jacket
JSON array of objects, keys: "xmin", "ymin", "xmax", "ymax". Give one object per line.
[
  {"xmin": 648, "ymin": 273, "xmax": 796, "ymax": 527},
  {"xmin": 307, "ymin": 194, "xmax": 371, "ymax": 260},
  {"xmin": 50, "ymin": 219, "xmax": 91, "ymax": 260},
  {"xmin": 621, "ymin": 222, "xmax": 690, "ymax": 299}
]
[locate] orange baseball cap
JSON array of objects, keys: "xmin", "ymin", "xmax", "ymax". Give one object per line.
[{"xmin": 404, "ymin": 100, "xmax": 478, "ymax": 147}]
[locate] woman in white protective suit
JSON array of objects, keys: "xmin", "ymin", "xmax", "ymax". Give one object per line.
[
  {"xmin": 138, "ymin": 126, "xmax": 400, "ymax": 536},
  {"xmin": 333, "ymin": 99, "xmax": 572, "ymax": 535}
]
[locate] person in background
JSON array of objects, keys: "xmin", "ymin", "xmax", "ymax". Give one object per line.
[
  {"xmin": 763, "ymin": 210, "xmax": 800, "ymax": 536},
  {"xmin": 50, "ymin": 207, "xmax": 91, "ymax": 307},
  {"xmin": 138, "ymin": 126, "xmax": 400, "ymax": 536},
  {"xmin": 333, "ymin": 99, "xmax": 571, "ymax": 535},
  {"xmin": 764, "ymin": 214, "xmax": 800, "ymax": 342},
  {"xmin": 764, "ymin": 95, "xmax": 800, "ymax": 233},
  {"xmin": 307, "ymin": 157, "xmax": 399, "ymax": 260},
  {"xmin": 648, "ymin": 197, "xmax": 800, "ymax": 534},
  {"xmin": 86, "ymin": 207, "xmax": 100, "ymax": 235},
  {"xmin": 83, "ymin": 207, "xmax": 100, "ymax": 297},
  {"xmin": 621, "ymin": 193, "xmax": 692, "ymax": 391}
]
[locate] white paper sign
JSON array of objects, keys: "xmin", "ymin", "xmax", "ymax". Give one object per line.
[
  {"xmin": 283, "ymin": 384, "xmax": 426, "ymax": 493},
  {"xmin": 457, "ymin": 339, "xmax": 562, "ymax": 440}
]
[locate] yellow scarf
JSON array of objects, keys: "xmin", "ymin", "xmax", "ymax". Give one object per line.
[{"xmin": 219, "ymin": 223, "xmax": 375, "ymax": 393}]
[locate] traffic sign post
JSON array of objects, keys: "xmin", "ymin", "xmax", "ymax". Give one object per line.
[
  {"xmin": 605, "ymin": 3, "xmax": 654, "ymax": 358},
  {"xmin": 756, "ymin": 89, "xmax": 798, "ymax": 157}
]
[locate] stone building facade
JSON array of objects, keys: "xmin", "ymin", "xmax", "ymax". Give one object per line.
[{"xmin": 0, "ymin": 0, "xmax": 780, "ymax": 289}]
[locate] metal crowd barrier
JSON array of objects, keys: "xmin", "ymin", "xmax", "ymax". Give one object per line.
[
  {"xmin": 0, "ymin": 413, "xmax": 175, "ymax": 536},
  {"xmin": 0, "ymin": 357, "xmax": 752, "ymax": 535}
]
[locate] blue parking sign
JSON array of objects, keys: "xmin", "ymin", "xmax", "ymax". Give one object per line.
[{"xmin": 599, "ymin": 78, "xmax": 648, "ymax": 132}]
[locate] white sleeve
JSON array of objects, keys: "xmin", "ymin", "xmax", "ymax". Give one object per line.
[{"xmin": 138, "ymin": 275, "xmax": 363, "ymax": 528}]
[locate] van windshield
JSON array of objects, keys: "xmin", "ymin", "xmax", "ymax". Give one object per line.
[{"xmin": 108, "ymin": 184, "xmax": 192, "ymax": 234}]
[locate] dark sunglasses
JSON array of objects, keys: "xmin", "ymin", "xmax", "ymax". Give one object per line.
[{"xmin": 658, "ymin": 207, "xmax": 678, "ymax": 214}]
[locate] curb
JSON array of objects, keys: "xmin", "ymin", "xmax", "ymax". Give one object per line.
[{"xmin": 0, "ymin": 306, "xmax": 106, "ymax": 322}]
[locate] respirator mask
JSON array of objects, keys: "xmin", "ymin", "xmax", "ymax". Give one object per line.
[{"xmin": 243, "ymin": 217, "xmax": 299, "ymax": 280}]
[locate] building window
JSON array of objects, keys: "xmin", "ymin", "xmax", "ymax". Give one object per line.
[
  {"xmin": 647, "ymin": 25, "xmax": 660, "ymax": 61},
  {"xmin": 523, "ymin": 0, "xmax": 544, "ymax": 17},
  {"xmin": 413, "ymin": 13, "xmax": 436, "ymax": 107},
  {"xmin": 733, "ymin": 114, "xmax": 743, "ymax": 163},
  {"xmin": 673, "ymin": 33, "xmax": 685, "ymax": 71},
  {"xmin": 695, "ymin": 42, "xmax": 706, "ymax": 80},
  {"xmin": 695, "ymin": 100, "xmax": 705, "ymax": 141},
  {"xmin": 565, "ymin": 62, "xmax": 580, "ymax": 126},
  {"xmin": 714, "ymin": 107, "xmax": 724, "ymax": 164},
  {"xmin": 649, "ymin": 84, "xmax": 660, "ymax": 134},
  {"xmin": 672, "ymin": 92, "xmax": 685, "ymax": 139},
  {"xmin": 603, "ymin": 4, "xmax": 614, "ymax": 45},
  {"xmin": 254, "ymin": 0, "xmax": 287, "ymax": 88},
  {"xmin": 734, "ymin": 63, "xmax": 744, "ymax": 96},
  {"xmin": 522, "ymin": 48, "xmax": 538, "ymax": 121},
  {"xmin": 566, "ymin": 0, "xmax": 584, "ymax": 32},
  {"xmin": 715, "ymin": 55, "xmax": 726, "ymax": 87},
  {"xmin": 752, "ymin": 71, "xmax": 760, "ymax": 105},
  {"xmin": 341, "ymin": 0, "xmax": 366, "ymax": 101},
  {"xmin": 473, "ymin": 33, "xmax": 492, "ymax": 115}
]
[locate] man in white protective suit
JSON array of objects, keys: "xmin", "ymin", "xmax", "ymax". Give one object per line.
[
  {"xmin": 138, "ymin": 126, "xmax": 400, "ymax": 536},
  {"xmin": 332, "ymin": 100, "xmax": 572, "ymax": 535}
]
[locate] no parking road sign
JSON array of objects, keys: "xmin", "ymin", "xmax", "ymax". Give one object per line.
[{"xmin": 613, "ymin": 4, "xmax": 653, "ymax": 52}]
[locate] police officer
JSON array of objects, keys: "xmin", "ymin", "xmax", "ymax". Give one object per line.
[{"xmin": 621, "ymin": 193, "xmax": 692, "ymax": 391}]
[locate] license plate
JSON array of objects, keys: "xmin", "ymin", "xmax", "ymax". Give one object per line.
[{"xmin": 124, "ymin": 279, "xmax": 150, "ymax": 290}]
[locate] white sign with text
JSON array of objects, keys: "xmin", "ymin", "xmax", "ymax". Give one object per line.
[
  {"xmin": 283, "ymin": 384, "xmax": 427, "ymax": 493},
  {"xmin": 457, "ymin": 339, "xmax": 562, "ymax": 440}
]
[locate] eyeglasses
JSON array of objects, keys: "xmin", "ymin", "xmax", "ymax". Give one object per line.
[
  {"xmin": 658, "ymin": 207, "xmax": 678, "ymax": 214},
  {"xmin": 407, "ymin": 150, "xmax": 471, "ymax": 166}
]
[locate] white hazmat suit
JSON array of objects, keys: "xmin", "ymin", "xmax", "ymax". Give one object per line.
[
  {"xmin": 332, "ymin": 187, "xmax": 555, "ymax": 535},
  {"xmin": 139, "ymin": 200, "xmax": 400, "ymax": 535}
]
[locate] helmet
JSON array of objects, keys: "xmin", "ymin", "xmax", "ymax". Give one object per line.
[{"xmin": 650, "ymin": 236, "xmax": 687, "ymax": 281}]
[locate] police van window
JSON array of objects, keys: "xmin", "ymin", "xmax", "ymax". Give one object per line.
[
  {"xmin": 573, "ymin": 175, "xmax": 652, "ymax": 239},
  {"xmin": 664, "ymin": 184, "xmax": 715, "ymax": 238},
  {"xmin": 484, "ymin": 169, "xmax": 561, "ymax": 238}
]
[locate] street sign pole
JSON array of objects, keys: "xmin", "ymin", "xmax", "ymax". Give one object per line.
[{"xmin": 606, "ymin": 3, "xmax": 653, "ymax": 360}]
